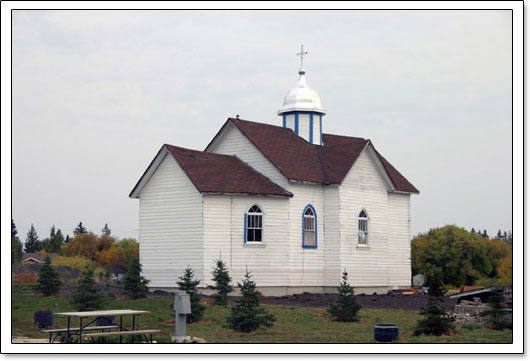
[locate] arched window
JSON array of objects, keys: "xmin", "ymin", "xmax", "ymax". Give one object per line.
[
  {"xmin": 245, "ymin": 205, "xmax": 263, "ymax": 243},
  {"xmin": 358, "ymin": 210, "xmax": 369, "ymax": 245},
  {"xmin": 302, "ymin": 205, "xmax": 317, "ymax": 248}
]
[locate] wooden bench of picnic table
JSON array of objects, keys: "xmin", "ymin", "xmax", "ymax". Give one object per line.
[
  {"xmin": 42, "ymin": 326, "xmax": 119, "ymax": 343},
  {"xmin": 84, "ymin": 329, "xmax": 161, "ymax": 343}
]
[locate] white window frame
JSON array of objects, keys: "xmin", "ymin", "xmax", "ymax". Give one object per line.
[
  {"xmin": 246, "ymin": 205, "xmax": 263, "ymax": 243},
  {"xmin": 358, "ymin": 209, "xmax": 369, "ymax": 246}
]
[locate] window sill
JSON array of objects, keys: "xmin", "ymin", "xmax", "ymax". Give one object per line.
[
  {"xmin": 356, "ymin": 244, "xmax": 370, "ymax": 249},
  {"xmin": 302, "ymin": 245, "xmax": 318, "ymax": 249},
  {"xmin": 244, "ymin": 242, "xmax": 266, "ymax": 248}
]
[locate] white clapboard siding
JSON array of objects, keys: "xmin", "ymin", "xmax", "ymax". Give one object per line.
[
  {"xmin": 297, "ymin": 113, "xmax": 310, "ymax": 143},
  {"xmin": 323, "ymin": 185, "xmax": 341, "ymax": 286},
  {"xmin": 338, "ymin": 148, "xmax": 390, "ymax": 287},
  {"xmin": 207, "ymin": 124, "xmax": 288, "ymax": 189},
  {"xmin": 287, "ymin": 183, "xmax": 326, "ymax": 287},
  {"xmin": 138, "ymin": 153, "xmax": 204, "ymax": 288},
  {"xmin": 387, "ymin": 193, "xmax": 412, "ymax": 287},
  {"xmin": 202, "ymin": 195, "xmax": 290, "ymax": 287}
]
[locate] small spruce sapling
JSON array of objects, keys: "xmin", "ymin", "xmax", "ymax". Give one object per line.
[
  {"xmin": 71, "ymin": 266, "xmax": 106, "ymax": 311},
  {"xmin": 227, "ymin": 269, "xmax": 275, "ymax": 332},
  {"xmin": 328, "ymin": 270, "xmax": 362, "ymax": 322},
  {"xmin": 480, "ymin": 287, "xmax": 511, "ymax": 330},
  {"xmin": 123, "ymin": 257, "xmax": 150, "ymax": 299},
  {"xmin": 36, "ymin": 256, "xmax": 62, "ymax": 296},
  {"xmin": 177, "ymin": 267, "xmax": 206, "ymax": 323},
  {"xmin": 209, "ymin": 258, "xmax": 233, "ymax": 305},
  {"xmin": 414, "ymin": 271, "xmax": 455, "ymax": 336}
]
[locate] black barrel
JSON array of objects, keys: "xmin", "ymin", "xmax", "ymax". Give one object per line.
[
  {"xmin": 34, "ymin": 310, "xmax": 54, "ymax": 328},
  {"xmin": 374, "ymin": 324, "xmax": 399, "ymax": 342},
  {"xmin": 96, "ymin": 316, "xmax": 116, "ymax": 326}
]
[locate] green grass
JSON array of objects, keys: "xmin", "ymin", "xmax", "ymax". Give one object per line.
[{"xmin": 12, "ymin": 284, "xmax": 512, "ymax": 343}]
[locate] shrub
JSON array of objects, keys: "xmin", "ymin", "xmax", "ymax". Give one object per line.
[
  {"xmin": 53, "ymin": 255, "xmax": 93, "ymax": 271},
  {"xmin": 71, "ymin": 266, "xmax": 106, "ymax": 311},
  {"xmin": 123, "ymin": 257, "xmax": 149, "ymax": 299},
  {"xmin": 177, "ymin": 267, "xmax": 205, "ymax": 323},
  {"xmin": 328, "ymin": 270, "xmax": 361, "ymax": 322},
  {"xmin": 12, "ymin": 272, "xmax": 38, "ymax": 285},
  {"xmin": 227, "ymin": 270, "xmax": 275, "ymax": 332},
  {"xmin": 36, "ymin": 256, "xmax": 62, "ymax": 296},
  {"xmin": 209, "ymin": 258, "xmax": 233, "ymax": 305}
]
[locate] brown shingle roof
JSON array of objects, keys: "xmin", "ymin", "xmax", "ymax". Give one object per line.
[
  {"xmin": 165, "ymin": 145, "xmax": 292, "ymax": 197},
  {"xmin": 217, "ymin": 118, "xmax": 418, "ymax": 193}
]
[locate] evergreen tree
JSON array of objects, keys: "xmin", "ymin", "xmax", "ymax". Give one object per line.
[
  {"xmin": 414, "ymin": 270, "xmax": 455, "ymax": 336},
  {"xmin": 36, "ymin": 256, "xmax": 62, "ymax": 296},
  {"xmin": 177, "ymin": 267, "xmax": 205, "ymax": 323},
  {"xmin": 71, "ymin": 266, "xmax": 106, "ymax": 311},
  {"xmin": 209, "ymin": 258, "xmax": 233, "ymax": 305},
  {"xmin": 497, "ymin": 230, "xmax": 502, "ymax": 239},
  {"xmin": 482, "ymin": 229, "xmax": 488, "ymax": 238},
  {"xmin": 123, "ymin": 257, "xmax": 150, "ymax": 299},
  {"xmin": 328, "ymin": 270, "xmax": 362, "ymax": 322},
  {"xmin": 42, "ymin": 226, "xmax": 64, "ymax": 254},
  {"xmin": 503, "ymin": 231, "xmax": 508, "ymax": 241},
  {"xmin": 24, "ymin": 224, "xmax": 42, "ymax": 252},
  {"xmin": 11, "ymin": 219, "xmax": 23, "ymax": 263},
  {"xmin": 64, "ymin": 235, "xmax": 71, "ymax": 244},
  {"xmin": 101, "ymin": 223, "xmax": 111, "ymax": 236},
  {"xmin": 481, "ymin": 287, "xmax": 511, "ymax": 330},
  {"xmin": 73, "ymin": 222, "xmax": 87, "ymax": 236},
  {"xmin": 471, "ymin": 228, "xmax": 476, "ymax": 234},
  {"xmin": 227, "ymin": 269, "xmax": 275, "ymax": 332}
]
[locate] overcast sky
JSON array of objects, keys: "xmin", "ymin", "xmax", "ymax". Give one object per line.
[{"xmin": 12, "ymin": 10, "xmax": 512, "ymax": 241}]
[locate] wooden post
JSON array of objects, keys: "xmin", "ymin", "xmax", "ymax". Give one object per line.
[
  {"xmin": 79, "ymin": 317, "xmax": 83, "ymax": 343},
  {"xmin": 119, "ymin": 316, "xmax": 123, "ymax": 344},
  {"xmin": 66, "ymin": 316, "xmax": 71, "ymax": 343}
]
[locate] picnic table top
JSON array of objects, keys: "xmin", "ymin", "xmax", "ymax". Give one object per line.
[{"xmin": 54, "ymin": 309, "xmax": 150, "ymax": 318}]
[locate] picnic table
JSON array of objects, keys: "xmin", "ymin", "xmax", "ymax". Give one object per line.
[{"xmin": 46, "ymin": 309, "xmax": 159, "ymax": 343}]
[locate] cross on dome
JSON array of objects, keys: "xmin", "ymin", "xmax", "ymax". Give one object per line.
[{"xmin": 297, "ymin": 44, "xmax": 308, "ymax": 69}]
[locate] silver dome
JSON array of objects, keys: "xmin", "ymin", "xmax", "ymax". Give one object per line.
[{"xmin": 277, "ymin": 68, "xmax": 326, "ymax": 115}]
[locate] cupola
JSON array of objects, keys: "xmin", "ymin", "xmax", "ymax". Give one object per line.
[{"xmin": 278, "ymin": 45, "xmax": 326, "ymax": 145}]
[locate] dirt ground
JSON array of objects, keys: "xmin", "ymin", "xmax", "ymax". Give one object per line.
[
  {"xmin": 11, "ymin": 336, "xmax": 49, "ymax": 343},
  {"xmin": 260, "ymin": 292, "xmax": 457, "ymax": 311}
]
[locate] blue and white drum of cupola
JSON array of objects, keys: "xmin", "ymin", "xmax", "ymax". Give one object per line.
[{"xmin": 282, "ymin": 111, "xmax": 323, "ymax": 145}]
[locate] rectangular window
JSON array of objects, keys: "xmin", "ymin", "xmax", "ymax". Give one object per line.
[
  {"xmin": 246, "ymin": 213, "xmax": 262, "ymax": 242},
  {"xmin": 358, "ymin": 219, "xmax": 368, "ymax": 245}
]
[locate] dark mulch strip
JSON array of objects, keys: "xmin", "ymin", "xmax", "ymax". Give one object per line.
[{"xmin": 260, "ymin": 292, "xmax": 457, "ymax": 311}]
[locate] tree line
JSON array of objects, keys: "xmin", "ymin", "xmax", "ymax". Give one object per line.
[
  {"xmin": 412, "ymin": 225, "xmax": 512, "ymax": 287},
  {"xmin": 11, "ymin": 220, "xmax": 138, "ymax": 269}
]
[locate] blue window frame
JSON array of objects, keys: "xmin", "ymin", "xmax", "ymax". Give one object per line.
[{"xmin": 302, "ymin": 204, "xmax": 317, "ymax": 248}]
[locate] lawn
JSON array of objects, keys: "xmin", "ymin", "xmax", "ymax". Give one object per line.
[{"xmin": 12, "ymin": 284, "xmax": 512, "ymax": 343}]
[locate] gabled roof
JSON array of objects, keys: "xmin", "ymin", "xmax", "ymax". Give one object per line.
[
  {"xmin": 22, "ymin": 253, "xmax": 58, "ymax": 263},
  {"xmin": 207, "ymin": 118, "xmax": 419, "ymax": 193},
  {"xmin": 129, "ymin": 144, "xmax": 293, "ymax": 198}
]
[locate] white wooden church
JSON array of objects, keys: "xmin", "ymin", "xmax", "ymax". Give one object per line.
[{"xmin": 130, "ymin": 48, "xmax": 419, "ymax": 295}]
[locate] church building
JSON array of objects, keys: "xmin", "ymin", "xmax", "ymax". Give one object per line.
[{"xmin": 129, "ymin": 47, "xmax": 419, "ymax": 295}]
